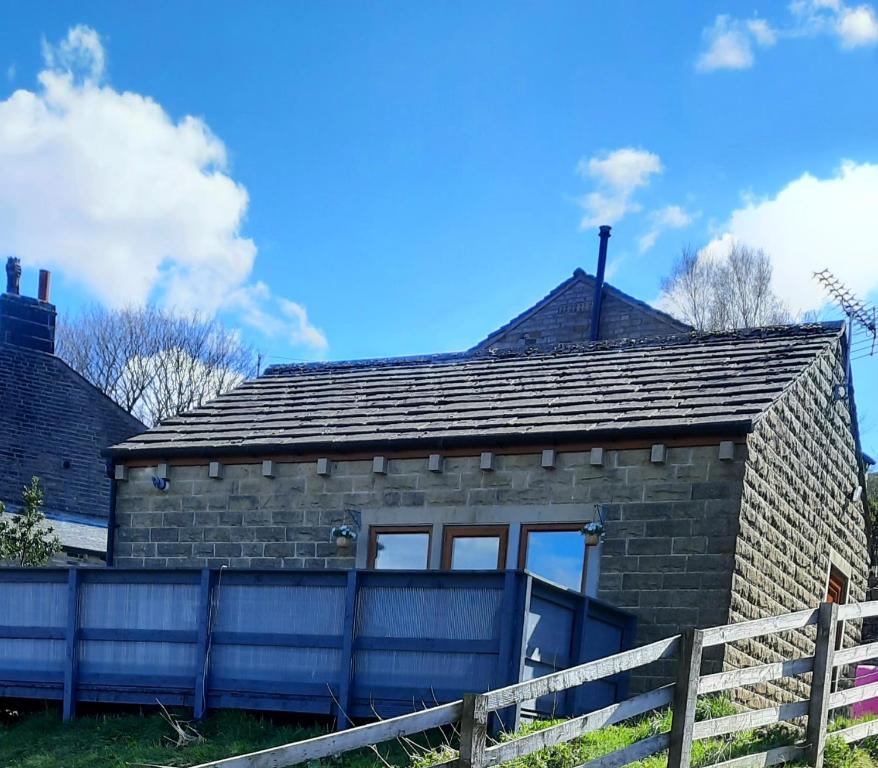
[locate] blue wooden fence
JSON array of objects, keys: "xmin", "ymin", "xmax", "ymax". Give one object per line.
[{"xmin": 0, "ymin": 568, "xmax": 634, "ymax": 726}]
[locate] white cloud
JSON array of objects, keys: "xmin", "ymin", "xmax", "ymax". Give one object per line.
[
  {"xmin": 576, "ymin": 148, "xmax": 662, "ymax": 229},
  {"xmin": 638, "ymin": 204, "xmax": 696, "ymax": 253},
  {"xmin": 696, "ymin": 16, "xmax": 759, "ymax": 72},
  {"xmin": 278, "ymin": 298, "xmax": 328, "ymax": 350},
  {"xmin": 698, "ymin": 2, "xmax": 877, "ymax": 71},
  {"xmin": 227, "ymin": 282, "xmax": 328, "ymax": 352},
  {"xmin": 0, "ymin": 26, "xmax": 326, "ymax": 352},
  {"xmin": 702, "ymin": 160, "xmax": 878, "ymax": 313},
  {"xmin": 837, "ymin": 4, "xmax": 878, "ymax": 46},
  {"xmin": 747, "ymin": 19, "xmax": 779, "ymax": 46},
  {"xmin": 41, "ymin": 25, "xmax": 105, "ymax": 82}
]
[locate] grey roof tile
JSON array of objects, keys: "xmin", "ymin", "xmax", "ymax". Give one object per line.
[{"xmin": 108, "ymin": 323, "xmax": 843, "ymax": 458}]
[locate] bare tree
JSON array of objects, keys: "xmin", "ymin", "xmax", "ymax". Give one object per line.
[
  {"xmin": 660, "ymin": 242, "xmax": 796, "ymax": 331},
  {"xmin": 56, "ymin": 305, "xmax": 258, "ymax": 426}
]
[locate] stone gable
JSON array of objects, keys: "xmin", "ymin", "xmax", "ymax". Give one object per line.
[{"xmin": 471, "ymin": 269, "xmax": 689, "ymax": 353}]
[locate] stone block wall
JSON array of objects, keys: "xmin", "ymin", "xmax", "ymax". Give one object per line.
[
  {"xmin": 727, "ymin": 340, "xmax": 871, "ymax": 708},
  {"xmin": 114, "ymin": 441, "xmax": 746, "ymax": 691}
]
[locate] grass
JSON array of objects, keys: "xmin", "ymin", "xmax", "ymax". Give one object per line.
[
  {"xmin": 3, "ymin": 699, "xmax": 878, "ymax": 768},
  {"xmin": 0, "ymin": 706, "xmax": 411, "ymax": 768}
]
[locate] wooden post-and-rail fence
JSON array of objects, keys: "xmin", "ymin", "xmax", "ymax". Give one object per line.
[{"xmin": 188, "ymin": 597, "xmax": 878, "ymax": 768}]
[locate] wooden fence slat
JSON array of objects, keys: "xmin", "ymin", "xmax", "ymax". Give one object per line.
[
  {"xmin": 187, "ymin": 699, "xmax": 462, "ymax": 768},
  {"xmin": 668, "ymin": 628, "xmax": 703, "ymax": 768},
  {"xmin": 62, "ymin": 568, "xmax": 80, "ymax": 721},
  {"xmin": 701, "ymin": 608, "xmax": 818, "ymax": 648},
  {"xmin": 484, "ymin": 635, "xmax": 680, "ymax": 711},
  {"xmin": 833, "ymin": 640, "xmax": 878, "ymax": 668},
  {"xmin": 828, "ymin": 680, "xmax": 878, "ymax": 710},
  {"xmin": 837, "ymin": 600, "xmax": 878, "ymax": 622},
  {"xmin": 574, "ymin": 732, "xmax": 670, "ymax": 768},
  {"xmin": 833, "ymin": 718, "xmax": 878, "ymax": 744},
  {"xmin": 698, "ymin": 656, "xmax": 813, "ymax": 694},
  {"xmin": 701, "ymin": 744, "xmax": 806, "ymax": 768},
  {"xmin": 494, "ymin": 570, "xmax": 526, "ymax": 733},
  {"xmin": 484, "ymin": 685, "xmax": 674, "ymax": 766},
  {"xmin": 194, "ymin": 568, "xmax": 214, "ymax": 720},
  {"xmin": 807, "ymin": 602, "xmax": 839, "ymax": 768},
  {"xmin": 692, "ymin": 701, "xmax": 810, "ymax": 740},
  {"xmin": 335, "ymin": 569, "xmax": 359, "ymax": 731},
  {"xmin": 565, "ymin": 591, "xmax": 589, "ymax": 719}
]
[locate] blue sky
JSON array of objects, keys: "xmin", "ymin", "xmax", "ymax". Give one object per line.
[{"xmin": 1, "ymin": 1, "xmax": 877, "ymax": 455}]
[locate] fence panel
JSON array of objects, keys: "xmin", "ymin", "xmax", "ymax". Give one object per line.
[
  {"xmin": 0, "ymin": 568, "xmax": 633, "ymax": 724},
  {"xmin": 0, "ymin": 569, "xmax": 67, "ymax": 700},
  {"xmin": 76, "ymin": 569, "xmax": 201, "ymax": 707},
  {"xmin": 208, "ymin": 570, "xmax": 348, "ymax": 714},
  {"xmin": 351, "ymin": 571, "xmax": 508, "ymax": 718}
]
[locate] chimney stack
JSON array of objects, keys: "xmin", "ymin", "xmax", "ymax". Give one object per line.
[
  {"xmin": 5, "ymin": 257, "xmax": 21, "ymax": 295},
  {"xmin": 589, "ymin": 225, "xmax": 611, "ymax": 341},
  {"xmin": 0, "ymin": 258, "xmax": 57, "ymax": 354},
  {"xmin": 38, "ymin": 269, "xmax": 51, "ymax": 302}
]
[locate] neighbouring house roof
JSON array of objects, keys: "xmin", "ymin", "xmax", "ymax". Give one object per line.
[
  {"xmin": 0, "ymin": 342, "xmax": 145, "ymax": 522},
  {"xmin": 470, "ymin": 268, "xmax": 691, "ymax": 352},
  {"xmin": 108, "ymin": 323, "xmax": 844, "ymax": 459}
]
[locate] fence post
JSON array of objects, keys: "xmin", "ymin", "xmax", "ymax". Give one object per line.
[
  {"xmin": 667, "ymin": 627, "xmax": 704, "ymax": 768},
  {"xmin": 807, "ymin": 601, "xmax": 839, "ymax": 768},
  {"xmin": 458, "ymin": 692, "xmax": 489, "ymax": 768},
  {"xmin": 62, "ymin": 568, "xmax": 81, "ymax": 721},
  {"xmin": 335, "ymin": 569, "xmax": 359, "ymax": 731},
  {"xmin": 193, "ymin": 568, "xmax": 215, "ymax": 720}
]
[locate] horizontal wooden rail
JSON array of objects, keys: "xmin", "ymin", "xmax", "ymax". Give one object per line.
[
  {"xmin": 188, "ymin": 699, "xmax": 462, "ymax": 768},
  {"xmin": 484, "ymin": 686, "xmax": 674, "ymax": 766},
  {"xmin": 833, "ymin": 640, "xmax": 878, "ymax": 667},
  {"xmin": 692, "ymin": 701, "xmax": 809, "ymax": 740},
  {"xmin": 577, "ymin": 732, "xmax": 670, "ymax": 768},
  {"xmin": 837, "ymin": 600, "xmax": 878, "ymax": 622},
  {"xmin": 833, "ymin": 719, "xmax": 878, "ymax": 744},
  {"xmin": 705, "ymin": 744, "xmax": 807, "ymax": 768},
  {"xmin": 697, "ymin": 656, "xmax": 813, "ymax": 695},
  {"xmin": 828, "ymin": 680, "xmax": 878, "ymax": 710},
  {"xmin": 701, "ymin": 609, "xmax": 817, "ymax": 648},
  {"xmin": 483, "ymin": 635, "xmax": 680, "ymax": 711}
]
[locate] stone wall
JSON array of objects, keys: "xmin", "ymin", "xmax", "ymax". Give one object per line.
[
  {"xmin": 474, "ymin": 272, "xmax": 688, "ymax": 353},
  {"xmin": 114, "ymin": 441, "xmax": 746, "ymax": 691},
  {"xmin": 0, "ymin": 343, "xmax": 144, "ymax": 526},
  {"xmin": 727, "ymin": 340, "xmax": 871, "ymax": 708}
]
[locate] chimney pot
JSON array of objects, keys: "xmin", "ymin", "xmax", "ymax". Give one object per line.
[
  {"xmin": 5, "ymin": 257, "xmax": 21, "ymax": 295},
  {"xmin": 38, "ymin": 270, "xmax": 51, "ymax": 302}
]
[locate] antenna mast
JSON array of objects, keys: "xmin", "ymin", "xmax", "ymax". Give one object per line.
[{"xmin": 813, "ymin": 269, "xmax": 876, "ymax": 360}]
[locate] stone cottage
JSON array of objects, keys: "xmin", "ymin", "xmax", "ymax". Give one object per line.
[
  {"xmin": 0, "ymin": 258, "xmax": 145, "ymax": 562},
  {"xmin": 107, "ymin": 244, "xmax": 871, "ymax": 698}
]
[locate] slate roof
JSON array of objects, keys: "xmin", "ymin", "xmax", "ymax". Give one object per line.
[{"xmin": 109, "ymin": 323, "xmax": 843, "ymax": 459}]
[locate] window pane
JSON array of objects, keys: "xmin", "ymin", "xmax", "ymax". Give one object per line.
[
  {"xmin": 524, "ymin": 530, "xmax": 585, "ymax": 591},
  {"xmin": 373, "ymin": 532, "xmax": 429, "ymax": 570},
  {"xmin": 450, "ymin": 536, "xmax": 501, "ymax": 570}
]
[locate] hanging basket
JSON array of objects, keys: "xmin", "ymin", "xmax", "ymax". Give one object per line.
[
  {"xmin": 336, "ymin": 536, "xmax": 353, "ymax": 548},
  {"xmin": 585, "ymin": 532, "xmax": 601, "ymax": 547}
]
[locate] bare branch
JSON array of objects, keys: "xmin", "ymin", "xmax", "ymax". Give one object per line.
[
  {"xmin": 56, "ymin": 305, "xmax": 258, "ymax": 426},
  {"xmin": 660, "ymin": 241, "xmax": 796, "ymax": 330}
]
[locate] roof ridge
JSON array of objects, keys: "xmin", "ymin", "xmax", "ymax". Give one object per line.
[{"xmin": 263, "ymin": 322, "xmax": 843, "ymax": 376}]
